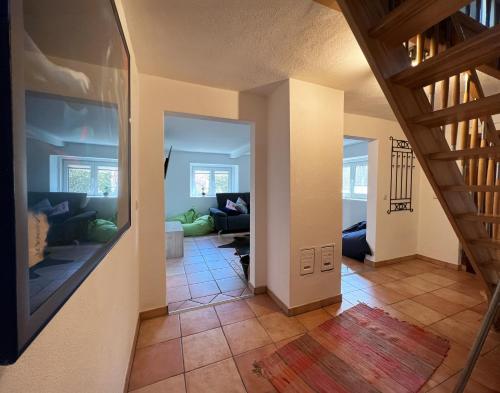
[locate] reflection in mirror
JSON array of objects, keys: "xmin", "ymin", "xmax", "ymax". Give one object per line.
[{"xmin": 22, "ymin": 0, "xmax": 130, "ymax": 314}]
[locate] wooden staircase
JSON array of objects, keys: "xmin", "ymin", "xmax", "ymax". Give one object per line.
[
  {"xmin": 318, "ymin": 0, "xmax": 500, "ymax": 300},
  {"xmin": 316, "ymin": 0, "xmax": 499, "ymax": 390}
]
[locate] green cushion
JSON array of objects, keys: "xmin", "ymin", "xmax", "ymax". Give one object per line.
[
  {"xmin": 182, "ymin": 215, "xmax": 215, "ymax": 237},
  {"xmin": 167, "ymin": 208, "xmax": 200, "ymax": 224},
  {"xmin": 88, "ymin": 219, "xmax": 118, "ymax": 243}
]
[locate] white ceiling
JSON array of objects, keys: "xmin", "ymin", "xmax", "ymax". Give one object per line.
[
  {"xmin": 164, "ymin": 115, "xmax": 251, "ymax": 155},
  {"xmin": 122, "ymin": 0, "xmax": 395, "ymax": 120}
]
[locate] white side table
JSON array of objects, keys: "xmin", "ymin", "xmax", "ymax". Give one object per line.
[{"xmin": 165, "ymin": 221, "xmax": 184, "ymax": 259}]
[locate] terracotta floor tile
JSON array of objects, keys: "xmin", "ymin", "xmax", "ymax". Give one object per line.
[
  {"xmin": 377, "ymin": 266, "xmax": 411, "ymax": 280},
  {"xmin": 129, "ymin": 374, "xmax": 186, "ymax": 393},
  {"xmin": 275, "ymin": 334, "xmax": 305, "ymax": 349},
  {"xmin": 210, "ymin": 294, "xmax": 234, "ymax": 303},
  {"xmin": 295, "ymin": 308, "xmax": 332, "ymax": 330},
  {"xmin": 216, "ymin": 277, "xmax": 247, "ymax": 292},
  {"xmin": 167, "ymin": 285, "xmax": 191, "ymax": 303},
  {"xmin": 185, "ymin": 358, "xmax": 246, "ymax": 393},
  {"xmin": 361, "ymin": 285, "xmax": 407, "ymax": 304},
  {"xmin": 186, "ymin": 270, "xmax": 214, "ymax": 285},
  {"xmin": 223, "ymin": 318, "xmax": 272, "ymax": 355},
  {"xmin": 258, "ymin": 312, "xmax": 306, "ymax": 342},
  {"xmin": 129, "ymin": 339, "xmax": 184, "ymax": 391},
  {"xmin": 176, "ymin": 300, "xmax": 204, "ymax": 311},
  {"xmin": 224, "ymin": 288, "xmax": 246, "ymax": 297},
  {"xmin": 412, "ymin": 292, "xmax": 466, "ymax": 316},
  {"xmin": 182, "ymin": 327, "xmax": 232, "ymax": 371},
  {"xmin": 382, "ymin": 280, "xmax": 427, "ymax": 298},
  {"xmin": 341, "ymin": 274, "xmax": 375, "ymax": 289},
  {"xmin": 427, "ymin": 373, "xmax": 495, "ymax": 393},
  {"xmin": 440, "ymin": 340, "xmax": 471, "ymax": 372},
  {"xmin": 215, "ymin": 300, "xmax": 255, "ymax": 325},
  {"xmin": 471, "ymin": 355, "xmax": 500, "ymax": 391},
  {"xmin": 430, "ymin": 268, "xmax": 476, "ymax": 282},
  {"xmin": 166, "ymin": 264, "xmax": 185, "ymax": 277},
  {"xmin": 342, "ymin": 289, "xmax": 387, "ymax": 308},
  {"xmin": 168, "ymin": 274, "xmax": 188, "ymax": 288},
  {"xmin": 399, "ymin": 276, "xmax": 444, "ymax": 292},
  {"xmin": 341, "ymin": 280, "xmax": 359, "ymax": 293},
  {"xmin": 378, "ymin": 305, "xmax": 425, "ymax": 328},
  {"xmin": 446, "ymin": 281, "xmax": 487, "ymax": 302},
  {"xmin": 191, "ymin": 294, "xmax": 217, "ymax": 304},
  {"xmin": 182, "ymin": 255, "xmax": 205, "ymax": 264},
  {"xmin": 184, "ymin": 249, "xmax": 202, "ymax": 257},
  {"xmin": 323, "ymin": 300, "xmax": 354, "ymax": 317},
  {"xmin": 245, "ymin": 295, "xmax": 281, "ymax": 316},
  {"xmin": 189, "ymin": 281, "xmax": 220, "ymax": 298},
  {"xmin": 358, "ymin": 270, "xmax": 395, "ymax": 285},
  {"xmin": 234, "ymin": 344, "xmax": 278, "ymax": 393},
  {"xmin": 180, "ymin": 307, "xmax": 220, "ymax": 336},
  {"xmin": 210, "ymin": 267, "xmax": 238, "ymax": 280},
  {"xmin": 390, "ymin": 263, "xmax": 430, "ymax": 275},
  {"xmin": 431, "ymin": 288, "xmax": 483, "ymax": 308},
  {"xmin": 184, "ymin": 263, "xmax": 209, "ymax": 274},
  {"xmin": 205, "ymin": 259, "xmax": 231, "ymax": 269},
  {"xmin": 415, "ymin": 272, "xmax": 457, "ymax": 287},
  {"xmin": 430, "ymin": 318, "xmax": 499, "ymax": 353},
  {"xmin": 391, "ymin": 299, "xmax": 446, "ymax": 325},
  {"xmin": 137, "ymin": 314, "xmax": 181, "ymax": 349},
  {"xmin": 418, "ymin": 362, "xmax": 456, "ymax": 392}
]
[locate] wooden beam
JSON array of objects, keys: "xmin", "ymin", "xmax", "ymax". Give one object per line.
[
  {"xmin": 410, "ymin": 93, "xmax": 500, "ymax": 128},
  {"xmin": 457, "ymin": 213, "xmax": 500, "ymax": 224},
  {"xmin": 368, "ymin": 0, "xmax": 471, "ymax": 46},
  {"xmin": 442, "ymin": 185, "xmax": 500, "ymax": 192},
  {"xmin": 313, "ymin": 0, "xmax": 341, "ymax": 12},
  {"xmin": 391, "ymin": 24, "xmax": 500, "ymax": 88},
  {"xmin": 469, "ymin": 238, "xmax": 500, "ymax": 249},
  {"xmin": 428, "ymin": 146, "xmax": 500, "ymax": 161}
]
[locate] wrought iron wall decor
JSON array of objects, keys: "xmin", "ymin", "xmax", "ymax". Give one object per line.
[{"xmin": 387, "ymin": 137, "xmax": 415, "ymax": 214}]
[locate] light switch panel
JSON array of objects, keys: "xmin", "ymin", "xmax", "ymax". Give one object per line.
[
  {"xmin": 320, "ymin": 245, "xmax": 334, "ymax": 271},
  {"xmin": 300, "ymin": 248, "xmax": 315, "ymax": 275}
]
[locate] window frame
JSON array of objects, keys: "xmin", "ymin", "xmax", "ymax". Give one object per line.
[
  {"xmin": 342, "ymin": 155, "xmax": 368, "ymax": 201},
  {"xmin": 189, "ymin": 163, "xmax": 239, "ymax": 198},
  {"xmin": 50, "ymin": 155, "xmax": 119, "ymax": 197}
]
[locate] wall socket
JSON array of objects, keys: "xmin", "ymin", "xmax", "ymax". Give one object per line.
[
  {"xmin": 320, "ymin": 244, "xmax": 334, "ymax": 272},
  {"xmin": 299, "ymin": 248, "xmax": 315, "ymax": 275}
]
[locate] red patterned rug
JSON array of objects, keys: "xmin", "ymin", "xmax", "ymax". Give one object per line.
[{"xmin": 255, "ymin": 303, "xmax": 450, "ymax": 393}]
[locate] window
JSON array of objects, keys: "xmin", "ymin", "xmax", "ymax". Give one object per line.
[
  {"xmin": 342, "ymin": 156, "xmax": 368, "ymax": 200},
  {"xmin": 51, "ymin": 156, "xmax": 119, "ymax": 197},
  {"xmin": 190, "ymin": 163, "xmax": 238, "ymax": 197}
]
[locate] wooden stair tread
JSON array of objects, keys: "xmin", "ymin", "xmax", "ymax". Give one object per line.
[
  {"xmin": 456, "ymin": 213, "xmax": 500, "ymax": 224},
  {"xmin": 428, "ymin": 147, "xmax": 500, "ymax": 161},
  {"xmin": 409, "ymin": 93, "xmax": 500, "ymax": 128},
  {"xmin": 391, "ymin": 24, "xmax": 500, "ymax": 88},
  {"xmin": 442, "ymin": 185, "xmax": 500, "ymax": 192},
  {"xmin": 368, "ymin": 0, "xmax": 471, "ymax": 46},
  {"xmin": 469, "ymin": 238, "xmax": 500, "ymax": 249}
]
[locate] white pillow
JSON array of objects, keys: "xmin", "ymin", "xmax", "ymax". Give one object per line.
[
  {"xmin": 225, "ymin": 199, "xmax": 239, "ymax": 211},
  {"xmin": 235, "ymin": 197, "xmax": 248, "ymax": 214}
]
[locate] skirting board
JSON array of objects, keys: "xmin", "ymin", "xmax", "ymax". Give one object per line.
[
  {"xmin": 248, "ymin": 282, "xmax": 267, "ymax": 295},
  {"xmin": 139, "ymin": 306, "xmax": 168, "ymax": 320},
  {"xmin": 365, "ymin": 254, "xmax": 462, "ymax": 271},
  {"xmin": 266, "ymin": 288, "xmax": 343, "ymax": 317},
  {"xmin": 123, "ymin": 315, "xmax": 140, "ymax": 393}
]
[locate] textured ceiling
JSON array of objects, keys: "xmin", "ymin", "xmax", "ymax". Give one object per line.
[{"xmin": 122, "ymin": 0, "xmax": 395, "ymax": 120}]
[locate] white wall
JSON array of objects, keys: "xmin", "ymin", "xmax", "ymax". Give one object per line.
[
  {"xmin": 0, "ymin": 1, "xmax": 140, "ymax": 392},
  {"xmin": 342, "ymin": 141, "xmax": 368, "ymax": 229},
  {"xmin": 138, "ymin": 74, "xmax": 268, "ymax": 309},
  {"xmin": 165, "ymin": 150, "xmax": 250, "ymax": 217},
  {"xmin": 417, "ymin": 175, "xmax": 460, "ymax": 264},
  {"xmin": 289, "ymin": 79, "xmax": 343, "ymax": 308},
  {"xmin": 344, "ymin": 113, "xmax": 420, "ymax": 263}
]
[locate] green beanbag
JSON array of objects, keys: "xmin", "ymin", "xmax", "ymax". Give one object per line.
[
  {"xmin": 88, "ymin": 219, "xmax": 118, "ymax": 243},
  {"xmin": 182, "ymin": 215, "xmax": 215, "ymax": 237},
  {"xmin": 167, "ymin": 208, "xmax": 200, "ymax": 224}
]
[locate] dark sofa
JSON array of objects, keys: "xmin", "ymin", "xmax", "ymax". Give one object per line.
[
  {"xmin": 209, "ymin": 192, "xmax": 250, "ymax": 233},
  {"xmin": 28, "ymin": 192, "xmax": 97, "ymax": 246}
]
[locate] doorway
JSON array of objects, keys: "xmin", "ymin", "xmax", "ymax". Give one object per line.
[{"xmin": 163, "ymin": 113, "xmax": 255, "ymax": 312}]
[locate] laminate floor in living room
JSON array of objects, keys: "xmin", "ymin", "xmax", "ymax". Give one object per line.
[{"xmin": 166, "ymin": 234, "xmax": 252, "ymax": 312}]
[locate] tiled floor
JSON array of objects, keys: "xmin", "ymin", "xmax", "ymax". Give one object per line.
[
  {"xmin": 130, "ymin": 257, "xmax": 500, "ymax": 393},
  {"xmin": 166, "ymin": 234, "xmax": 252, "ymax": 312}
]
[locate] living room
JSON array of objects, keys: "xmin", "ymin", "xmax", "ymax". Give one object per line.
[{"xmin": 164, "ymin": 113, "xmax": 253, "ymax": 312}]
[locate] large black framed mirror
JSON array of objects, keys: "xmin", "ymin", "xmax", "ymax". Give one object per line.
[{"xmin": 0, "ymin": 0, "xmax": 131, "ymax": 364}]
